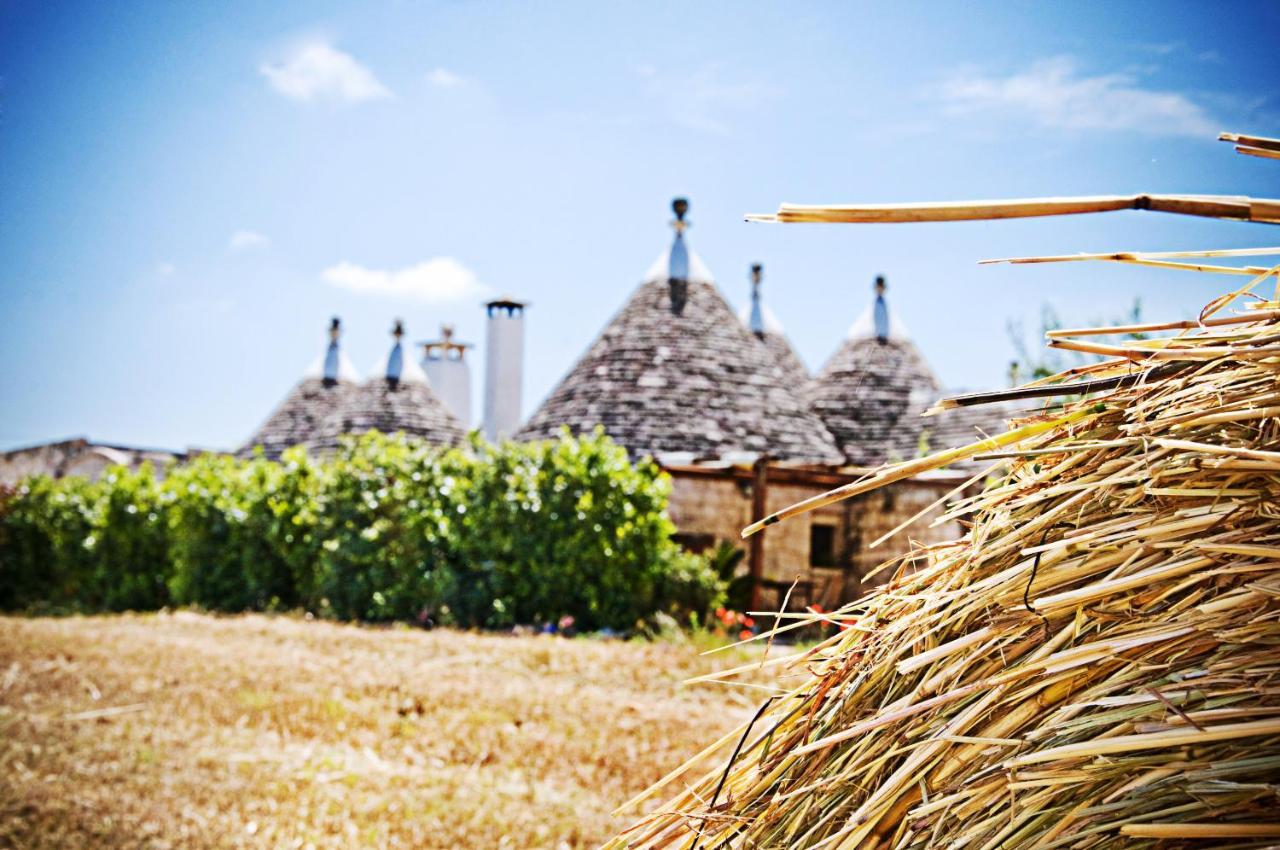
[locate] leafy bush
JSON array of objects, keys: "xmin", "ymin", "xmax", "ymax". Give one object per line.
[
  {"xmin": 0, "ymin": 477, "xmax": 97, "ymax": 611},
  {"xmin": 443, "ymin": 429, "xmax": 723, "ymax": 631},
  {"xmin": 307, "ymin": 433, "xmax": 458, "ymax": 622},
  {"xmin": 0, "ymin": 429, "xmax": 725, "ymax": 631},
  {"xmin": 166, "ymin": 452, "xmax": 317, "ymax": 612},
  {"xmin": 87, "ymin": 465, "xmax": 171, "ymax": 611}
]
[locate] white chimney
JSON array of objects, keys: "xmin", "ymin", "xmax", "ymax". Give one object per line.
[
  {"xmin": 483, "ymin": 296, "xmax": 527, "ymax": 442},
  {"xmin": 421, "ymin": 325, "xmax": 473, "ymax": 426}
]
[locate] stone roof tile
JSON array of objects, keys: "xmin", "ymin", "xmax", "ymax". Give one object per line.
[{"xmin": 517, "ymin": 264, "xmax": 842, "ymax": 464}]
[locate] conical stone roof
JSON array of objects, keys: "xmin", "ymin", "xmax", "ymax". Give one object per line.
[
  {"xmin": 307, "ymin": 322, "xmax": 466, "ymax": 452},
  {"xmin": 517, "ymin": 203, "xmax": 841, "ymax": 464},
  {"xmin": 737, "ymin": 264, "xmax": 810, "ymax": 386},
  {"xmin": 240, "ymin": 318, "xmax": 361, "ymax": 460},
  {"xmin": 805, "ymin": 279, "xmax": 943, "ymax": 467}
]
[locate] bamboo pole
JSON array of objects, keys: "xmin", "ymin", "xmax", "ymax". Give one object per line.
[
  {"xmin": 1219, "ymin": 131, "xmax": 1280, "ymax": 152},
  {"xmin": 982, "ymin": 255, "xmax": 1272, "ymax": 276},
  {"xmin": 986, "ymin": 246, "xmax": 1280, "ymax": 263},
  {"xmin": 1237, "ymin": 145, "xmax": 1280, "ymax": 161},
  {"xmin": 748, "ymin": 194, "xmax": 1280, "ymax": 225}
]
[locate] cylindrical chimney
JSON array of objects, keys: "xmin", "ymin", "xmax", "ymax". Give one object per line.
[
  {"xmin": 483, "ymin": 296, "xmax": 527, "ymax": 442},
  {"xmin": 422, "ymin": 325, "xmax": 473, "ymax": 426}
]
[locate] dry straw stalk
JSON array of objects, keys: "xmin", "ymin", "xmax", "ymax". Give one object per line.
[{"xmin": 608, "ymin": 134, "xmax": 1280, "ymax": 849}]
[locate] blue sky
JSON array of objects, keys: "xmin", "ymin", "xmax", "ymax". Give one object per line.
[{"xmin": 2, "ymin": 1, "xmax": 1278, "ymax": 451}]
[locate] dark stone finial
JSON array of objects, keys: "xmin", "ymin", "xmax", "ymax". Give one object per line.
[
  {"xmin": 324, "ymin": 317, "xmax": 342, "ymax": 385},
  {"xmin": 387, "ymin": 320, "xmax": 406, "ymax": 388},
  {"xmin": 667, "ymin": 202, "xmax": 691, "ymax": 314},
  {"xmin": 873, "ymin": 276, "xmax": 890, "ymax": 344},
  {"xmin": 748, "ymin": 264, "xmax": 765, "ymax": 338}
]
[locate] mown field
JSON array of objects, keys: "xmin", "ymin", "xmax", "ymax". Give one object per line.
[{"xmin": 0, "ymin": 613, "xmax": 765, "ymax": 849}]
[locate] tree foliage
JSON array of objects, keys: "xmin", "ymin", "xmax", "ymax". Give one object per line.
[{"xmin": 0, "ymin": 430, "xmax": 724, "ymax": 631}]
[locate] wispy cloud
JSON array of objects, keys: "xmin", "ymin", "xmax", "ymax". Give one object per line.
[
  {"xmin": 426, "ymin": 68, "xmax": 464, "ymax": 88},
  {"xmin": 321, "ymin": 258, "xmax": 489, "ymax": 304},
  {"xmin": 638, "ymin": 63, "xmax": 779, "ymax": 135},
  {"xmin": 156, "ymin": 262, "xmax": 176, "ymax": 277},
  {"xmin": 228, "ymin": 230, "xmax": 270, "ymax": 252},
  {"xmin": 937, "ymin": 57, "xmax": 1216, "ymax": 138},
  {"xmin": 261, "ymin": 42, "xmax": 391, "ymax": 103}
]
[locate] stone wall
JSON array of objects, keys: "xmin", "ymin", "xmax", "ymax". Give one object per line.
[{"xmin": 666, "ymin": 464, "xmax": 966, "ymax": 610}]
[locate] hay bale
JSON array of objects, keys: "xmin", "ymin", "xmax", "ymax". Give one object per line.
[{"xmin": 607, "ymin": 270, "xmax": 1280, "ymax": 847}]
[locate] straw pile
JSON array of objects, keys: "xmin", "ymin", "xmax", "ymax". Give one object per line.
[{"xmin": 608, "ymin": 141, "xmax": 1280, "ymax": 848}]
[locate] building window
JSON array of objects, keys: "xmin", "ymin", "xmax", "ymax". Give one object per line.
[
  {"xmin": 673, "ymin": 532, "xmax": 716, "ymax": 554},
  {"xmin": 809, "ymin": 524, "xmax": 836, "ymax": 567}
]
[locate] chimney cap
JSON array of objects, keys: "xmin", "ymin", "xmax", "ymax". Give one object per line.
[
  {"xmin": 420, "ymin": 323, "xmax": 474, "ymax": 358},
  {"xmin": 672, "ymin": 197, "xmax": 689, "ymax": 221},
  {"xmin": 484, "ymin": 294, "xmax": 529, "ymax": 309},
  {"xmin": 874, "ymin": 275, "xmax": 887, "ymax": 293}
]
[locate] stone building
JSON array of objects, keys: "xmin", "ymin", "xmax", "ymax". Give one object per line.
[
  {"xmin": 239, "ymin": 317, "xmax": 361, "ymax": 460},
  {"xmin": 0, "ymin": 438, "xmax": 189, "ymax": 486},
  {"xmin": 738, "ymin": 263, "xmax": 811, "ymax": 388},
  {"xmin": 8, "ymin": 199, "xmax": 1008, "ymax": 610},
  {"xmin": 518, "ymin": 200, "xmax": 1006, "ymax": 608},
  {"xmin": 240, "ymin": 319, "xmax": 463, "ymax": 458},
  {"xmin": 304, "ymin": 320, "xmax": 464, "ymax": 452},
  {"xmin": 516, "ymin": 199, "xmax": 841, "ymax": 465}
]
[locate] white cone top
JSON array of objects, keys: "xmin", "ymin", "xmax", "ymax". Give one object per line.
[
  {"xmin": 642, "ymin": 243, "xmax": 714, "ymax": 286},
  {"xmin": 846, "ymin": 301, "xmax": 911, "ymax": 341},
  {"xmin": 304, "ymin": 344, "xmax": 361, "ymax": 383},
  {"xmin": 738, "ymin": 301, "xmax": 787, "ymax": 334},
  {"xmin": 368, "ymin": 342, "xmax": 429, "ymax": 385}
]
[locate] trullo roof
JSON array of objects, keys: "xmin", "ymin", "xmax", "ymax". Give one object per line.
[
  {"xmin": 804, "ymin": 278, "xmax": 943, "ymax": 466},
  {"xmin": 239, "ymin": 317, "xmax": 360, "ymax": 460},
  {"xmin": 306, "ymin": 321, "xmax": 465, "ymax": 451},
  {"xmin": 737, "ymin": 264, "xmax": 810, "ymax": 386},
  {"xmin": 516, "ymin": 201, "xmax": 841, "ymax": 465}
]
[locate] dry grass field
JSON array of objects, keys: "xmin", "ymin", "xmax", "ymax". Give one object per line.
[{"xmin": 0, "ymin": 613, "xmax": 764, "ymax": 849}]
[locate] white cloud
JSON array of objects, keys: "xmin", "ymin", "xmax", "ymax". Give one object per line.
[
  {"xmin": 937, "ymin": 57, "xmax": 1216, "ymax": 138},
  {"xmin": 322, "ymin": 258, "xmax": 490, "ymax": 304},
  {"xmin": 260, "ymin": 42, "xmax": 391, "ymax": 103},
  {"xmin": 426, "ymin": 68, "xmax": 463, "ymax": 88},
  {"xmin": 156, "ymin": 262, "xmax": 176, "ymax": 277},
  {"xmin": 228, "ymin": 230, "xmax": 270, "ymax": 252}
]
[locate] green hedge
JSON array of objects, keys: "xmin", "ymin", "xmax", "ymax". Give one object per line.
[{"xmin": 0, "ymin": 429, "xmax": 724, "ymax": 631}]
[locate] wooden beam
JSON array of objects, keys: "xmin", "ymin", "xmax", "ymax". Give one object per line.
[{"xmin": 747, "ymin": 456, "xmax": 769, "ymax": 612}]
